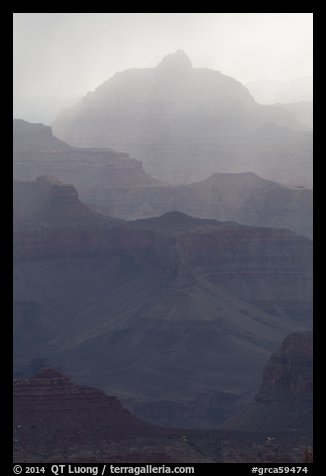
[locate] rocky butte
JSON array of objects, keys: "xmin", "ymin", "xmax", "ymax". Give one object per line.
[
  {"xmin": 52, "ymin": 50, "xmax": 312, "ymax": 187},
  {"xmin": 221, "ymin": 331, "xmax": 313, "ymax": 432}
]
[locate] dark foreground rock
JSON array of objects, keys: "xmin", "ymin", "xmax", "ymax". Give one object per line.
[{"xmin": 14, "ymin": 368, "xmax": 312, "ymax": 463}]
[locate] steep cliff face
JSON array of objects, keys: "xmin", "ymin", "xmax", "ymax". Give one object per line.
[
  {"xmin": 258, "ymin": 331, "xmax": 313, "ymax": 403},
  {"xmin": 52, "ymin": 51, "xmax": 312, "ymax": 187},
  {"xmin": 13, "ymin": 119, "xmax": 158, "ymax": 193},
  {"xmin": 91, "ymin": 172, "xmax": 312, "ymax": 239},
  {"xmin": 220, "ymin": 331, "xmax": 313, "ymax": 432}
]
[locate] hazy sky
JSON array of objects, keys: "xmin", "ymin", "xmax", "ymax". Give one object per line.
[{"xmin": 13, "ymin": 13, "xmax": 313, "ymax": 124}]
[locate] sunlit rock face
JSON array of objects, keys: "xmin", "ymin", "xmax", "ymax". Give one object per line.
[{"xmin": 52, "ymin": 51, "xmax": 312, "ymax": 187}]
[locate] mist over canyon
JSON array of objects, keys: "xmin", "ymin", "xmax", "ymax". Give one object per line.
[
  {"xmin": 52, "ymin": 51, "xmax": 312, "ymax": 187},
  {"xmin": 13, "ymin": 29, "xmax": 313, "ymax": 464}
]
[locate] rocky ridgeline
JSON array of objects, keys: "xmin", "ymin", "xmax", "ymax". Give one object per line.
[
  {"xmin": 13, "ymin": 209, "xmax": 312, "ymax": 278},
  {"xmin": 92, "ymin": 172, "xmax": 312, "ymax": 239},
  {"xmin": 13, "ymin": 119, "xmax": 312, "ymax": 239},
  {"xmin": 13, "ymin": 119, "xmax": 158, "ymax": 193}
]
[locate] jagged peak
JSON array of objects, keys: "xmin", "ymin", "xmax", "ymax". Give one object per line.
[{"xmin": 156, "ymin": 50, "xmax": 192, "ymax": 71}]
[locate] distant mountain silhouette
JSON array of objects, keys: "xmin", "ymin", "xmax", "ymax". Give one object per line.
[
  {"xmin": 90, "ymin": 172, "xmax": 312, "ymax": 239},
  {"xmin": 52, "ymin": 51, "xmax": 312, "ymax": 187}
]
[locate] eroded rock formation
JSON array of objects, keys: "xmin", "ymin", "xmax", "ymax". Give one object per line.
[
  {"xmin": 52, "ymin": 51, "xmax": 312, "ymax": 187},
  {"xmin": 220, "ymin": 331, "xmax": 313, "ymax": 432}
]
